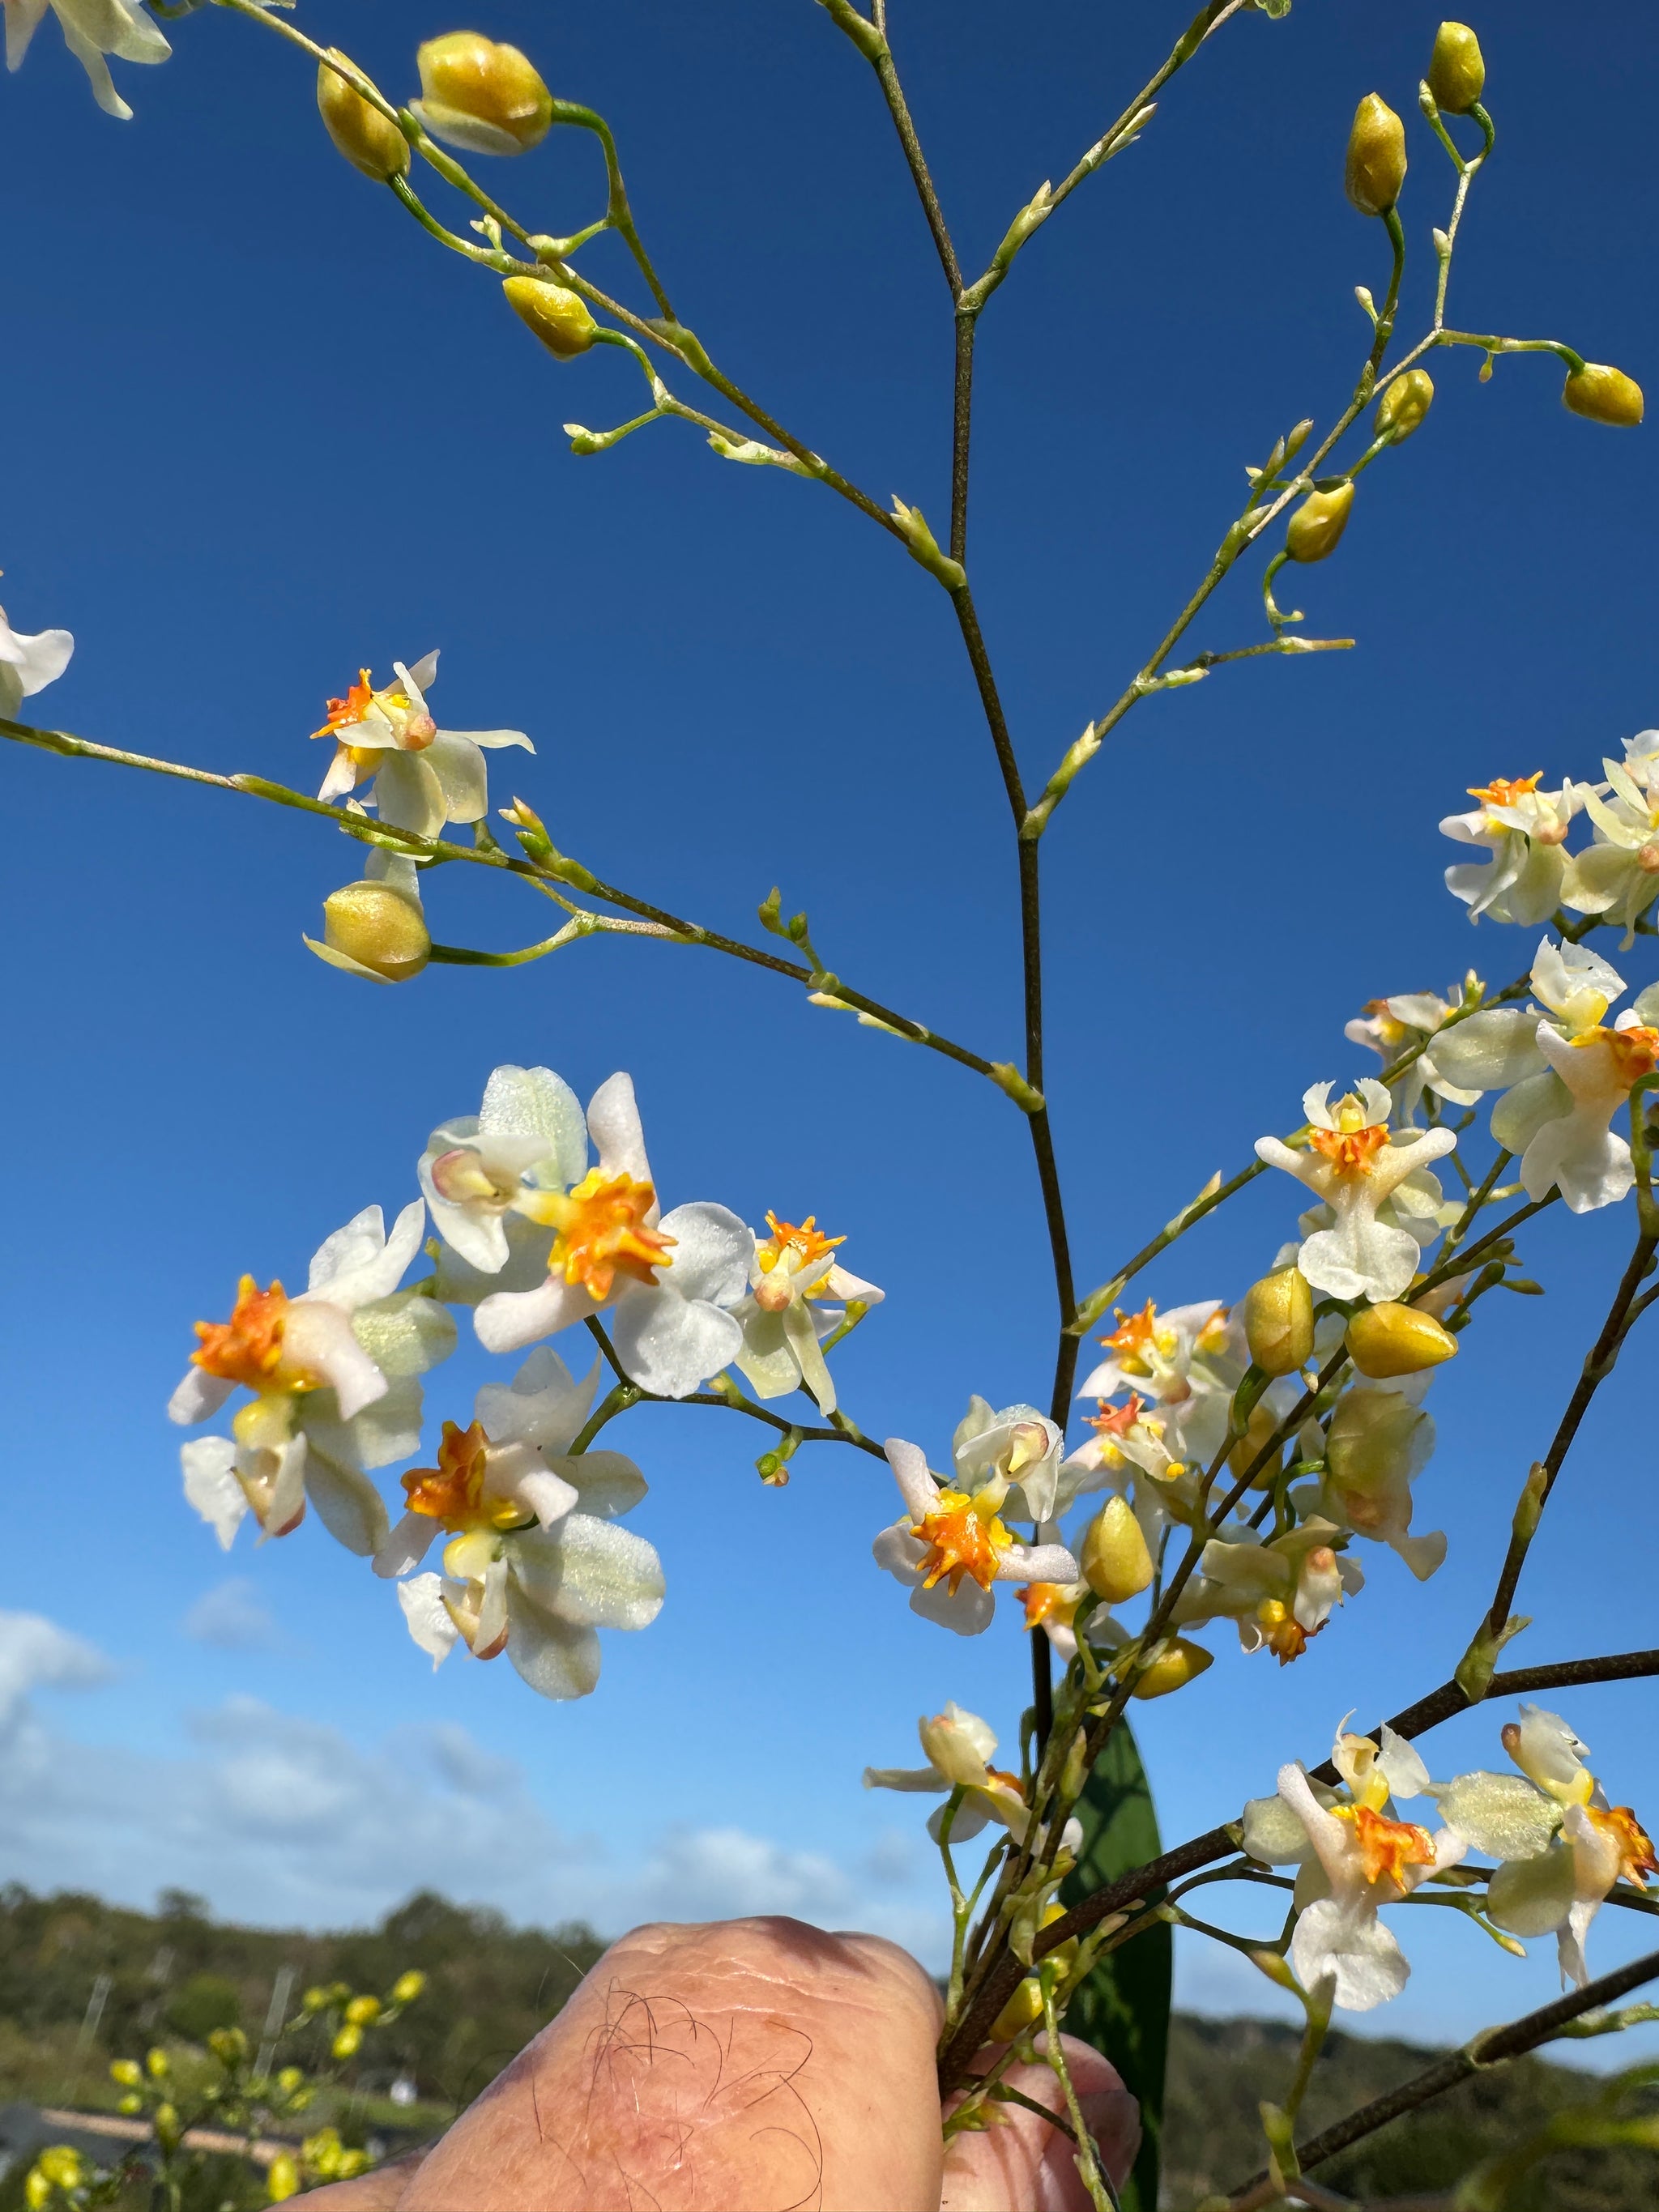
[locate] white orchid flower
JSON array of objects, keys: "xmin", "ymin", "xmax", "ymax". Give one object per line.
[
  {"xmin": 4, "ymin": 0, "xmax": 169, "ymax": 119},
  {"xmin": 169, "ymin": 1203, "xmax": 450, "ymax": 1557},
  {"xmin": 864, "ymin": 1702, "xmax": 1083, "ymax": 1855},
  {"xmin": 729, "ymin": 1212, "xmax": 883, "ymax": 1416},
  {"xmin": 1562, "ymin": 729, "xmax": 1659, "ymax": 945},
  {"xmin": 1074, "ymin": 1298, "xmax": 1238, "ymax": 1464},
  {"xmin": 1298, "ymin": 1378, "xmax": 1446, "ymax": 1581},
  {"xmin": 1344, "ymin": 988, "xmax": 1482, "ymax": 1119},
  {"xmin": 1256, "ymin": 1081, "xmax": 1456, "ymax": 1303},
  {"xmin": 1435, "ymin": 1706, "xmax": 1656, "ymax": 1988},
  {"xmin": 473, "ymin": 1072, "xmax": 753, "ymax": 1400},
  {"xmin": 1440, "ymin": 772, "xmax": 1581, "ymax": 927},
  {"xmin": 1520, "ymin": 1012, "xmax": 1659, "ymax": 1212},
  {"xmin": 377, "ymin": 1346, "xmax": 659, "ymax": 1703},
  {"xmin": 1260, "ymin": 1723, "xmax": 1462, "ymax": 2010},
  {"xmin": 0, "ymin": 597, "xmax": 74, "ymax": 718},
  {"xmin": 1173, "ymin": 1516, "xmax": 1362, "ymax": 1662},
  {"xmin": 872, "ymin": 1438, "xmax": 1078, "ymax": 1637},
  {"xmin": 1416, "ymin": 940, "xmax": 1633, "ymax": 1178},
  {"xmin": 420, "ymin": 1062, "xmax": 588, "ymax": 1276},
  {"xmin": 950, "ymin": 1397, "xmax": 1065, "ymax": 1524},
  {"xmin": 311, "ymin": 650, "xmax": 531, "ymax": 841}
]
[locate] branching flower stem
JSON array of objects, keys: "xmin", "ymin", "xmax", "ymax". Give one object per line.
[
  {"xmin": 0, "ymin": 713, "xmax": 1010, "ymax": 1093},
  {"xmin": 1223, "ymin": 1947, "xmax": 1659, "ymax": 2201}
]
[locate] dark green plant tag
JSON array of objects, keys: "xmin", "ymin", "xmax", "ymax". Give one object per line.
[{"xmin": 1060, "ymin": 1721, "xmax": 1171, "ymax": 2212}]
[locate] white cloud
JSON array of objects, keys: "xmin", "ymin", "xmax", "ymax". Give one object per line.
[
  {"xmin": 183, "ymin": 1579, "xmax": 279, "ymax": 1652},
  {"xmin": 0, "ymin": 1609, "xmax": 949, "ymax": 1962},
  {"xmin": 0, "ymin": 1609, "xmax": 111, "ymax": 1739}
]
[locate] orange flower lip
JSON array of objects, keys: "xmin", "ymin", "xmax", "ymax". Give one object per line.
[
  {"xmin": 757, "ymin": 1210, "xmax": 845, "ymax": 1273},
  {"xmin": 192, "ymin": 1276, "xmax": 292, "ymax": 1391},
  {"xmin": 1020, "ymin": 1580, "xmax": 1078, "ymax": 1630},
  {"xmin": 1347, "ymin": 1803, "xmax": 1435, "ymax": 1887},
  {"xmin": 1587, "ymin": 1803, "xmax": 1657, "ymax": 1886},
  {"xmin": 1086, "ymin": 1392, "xmax": 1146, "ymax": 1439},
  {"xmin": 1308, "ymin": 1121, "xmax": 1390, "ymax": 1175},
  {"xmin": 403, "ymin": 1419, "xmax": 492, "ymax": 1528},
  {"xmin": 1467, "ymin": 771, "xmax": 1543, "ymax": 809},
  {"xmin": 914, "ymin": 1492, "xmax": 1012, "ymax": 1594},
  {"xmin": 538, "ymin": 1170, "xmax": 675, "ymax": 1301},
  {"xmin": 1102, "ymin": 1299, "xmax": 1158, "ymax": 1359},
  {"xmin": 313, "ymin": 669, "xmax": 376, "ymax": 741}
]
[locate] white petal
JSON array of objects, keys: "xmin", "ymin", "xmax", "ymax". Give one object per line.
[
  {"xmin": 1291, "ymin": 1899, "xmax": 1409, "ymax": 2011},
  {"xmin": 1431, "ymin": 1770, "xmax": 1559, "ymax": 1860},
  {"xmin": 168, "ymin": 1366, "xmax": 235, "ymax": 1427},
  {"xmin": 655, "ymin": 1202, "xmax": 753, "ymax": 1307},
  {"xmin": 350, "ymin": 1294, "xmax": 457, "ymax": 1382},
  {"xmin": 1486, "ymin": 1843, "xmax": 1579, "ymax": 1937},
  {"xmin": 995, "ymin": 1542, "xmax": 1078, "ymax": 1585},
  {"xmin": 585, "ymin": 1072, "xmax": 652, "ymax": 1183},
  {"xmin": 303, "ymin": 1372, "xmax": 424, "ymax": 1473},
  {"xmin": 302, "ymin": 1445, "xmax": 390, "ymax": 1557},
  {"xmin": 398, "ymin": 1573, "xmax": 458, "ymax": 1669},
  {"xmin": 282, "ymin": 1301, "xmax": 386, "ymax": 1421},
  {"xmin": 883, "ymin": 1437, "xmax": 937, "ymax": 1524},
  {"xmin": 908, "ymin": 1578, "xmax": 996, "ymax": 1635},
  {"xmin": 545, "ymin": 1449, "xmax": 647, "ymax": 1519},
  {"xmin": 510, "ymin": 1514, "xmax": 664, "ymax": 1630},
  {"xmin": 872, "ymin": 1519, "xmax": 927, "ymax": 1585},
  {"xmin": 480, "ymin": 1063, "xmax": 589, "ymax": 1187},
  {"xmin": 504, "ymin": 1582, "xmax": 602, "ymax": 1700},
  {"xmin": 423, "ymin": 731, "xmax": 488, "ymax": 824},
  {"xmin": 181, "ymin": 1437, "xmax": 246, "ymax": 1550},
  {"xmin": 1377, "ymin": 1726, "xmax": 1432, "ymax": 1802},
  {"xmin": 609, "ymin": 1282, "xmax": 743, "ymax": 1399},
  {"xmin": 476, "ymin": 1274, "xmax": 596, "ymax": 1353},
  {"xmin": 374, "ymin": 1510, "xmax": 438, "ymax": 1579}
]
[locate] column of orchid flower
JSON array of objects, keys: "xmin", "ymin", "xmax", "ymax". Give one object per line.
[{"xmin": 6, "ymin": 6, "xmax": 1659, "ymax": 2208}]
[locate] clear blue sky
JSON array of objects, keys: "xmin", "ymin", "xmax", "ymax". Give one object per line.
[{"xmin": 2, "ymin": 0, "xmax": 1657, "ymax": 2061}]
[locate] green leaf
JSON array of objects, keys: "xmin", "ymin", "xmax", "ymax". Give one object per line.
[{"xmin": 1060, "ymin": 1721, "xmax": 1170, "ymax": 2212}]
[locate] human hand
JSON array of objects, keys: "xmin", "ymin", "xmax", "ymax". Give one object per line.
[{"xmin": 297, "ymin": 1915, "xmax": 1138, "ymax": 2210}]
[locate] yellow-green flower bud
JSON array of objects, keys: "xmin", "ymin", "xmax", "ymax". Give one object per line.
[
  {"xmin": 416, "ymin": 32, "xmax": 553, "ymax": 156},
  {"xmin": 1243, "ymin": 1265, "xmax": 1314, "ymax": 1376},
  {"xmin": 208, "ymin": 2026, "xmax": 249, "ymax": 2065},
  {"xmin": 331, "ymin": 2023, "xmax": 363, "ymax": 2061},
  {"xmin": 25, "ymin": 2169, "xmax": 55, "ymax": 2210},
  {"xmin": 267, "ymin": 2152, "xmax": 301, "ymax": 2204},
  {"xmin": 338, "ymin": 2150, "xmax": 371, "ymax": 2179},
  {"xmin": 1130, "ymin": 1638, "xmax": 1213, "ymax": 1701},
  {"xmin": 153, "ymin": 2103, "xmax": 181, "ymax": 2150},
  {"xmin": 1375, "ymin": 369, "xmax": 1435, "ymax": 443},
  {"xmin": 343, "ymin": 1994, "xmax": 381, "ymax": 2027},
  {"xmin": 301, "ymin": 1986, "xmax": 330, "ymax": 2014},
  {"xmin": 1345, "ymin": 93, "xmax": 1407, "ymax": 216},
  {"xmin": 1080, "ymin": 1494, "xmax": 1154, "ymax": 1605},
  {"xmin": 1563, "ymin": 363, "xmax": 1644, "ymax": 428},
  {"xmin": 110, "ymin": 2057, "xmax": 143, "ymax": 2087},
  {"xmin": 1228, "ymin": 1401, "xmax": 1286, "ymax": 1485},
  {"xmin": 145, "ymin": 2047, "xmax": 170, "ymax": 2078},
  {"xmin": 1346, "ymin": 1301, "xmax": 1459, "ymax": 1378},
  {"xmin": 1427, "ymin": 23, "xmax": 1485, "ymax": 115},
  {"xmin": 275, "ymin": 2066, "xmax": 305, "ymax": 2095},
  {"xmin": 502, "ymin": 275, "xmax": 597, "ymax": 360},
  {"xmin": 316, "ymin": 55, "xmax": 409, "ymax": 182},
  {"xmin": 390, "ymin": 1970, "xmax": 427, "ymax": 2005},
  {"xmin": 1286, "ymin": 480, "xmax": 1355, "ymax": 564},
  {"xmin": 318, "ymin": 880, "xmax": 430, "ymax": 983},
  {"xmin": 36, "ymin": 2149, "xmax": 83, "ymax": 2190},
  {"xmin": 987, "ymin": 1971, "xmax": 1044, "ymax": 2044},
  {"xmin": 117, "ymin": 2093, "xmax": 143, "ymax": 2115}
]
